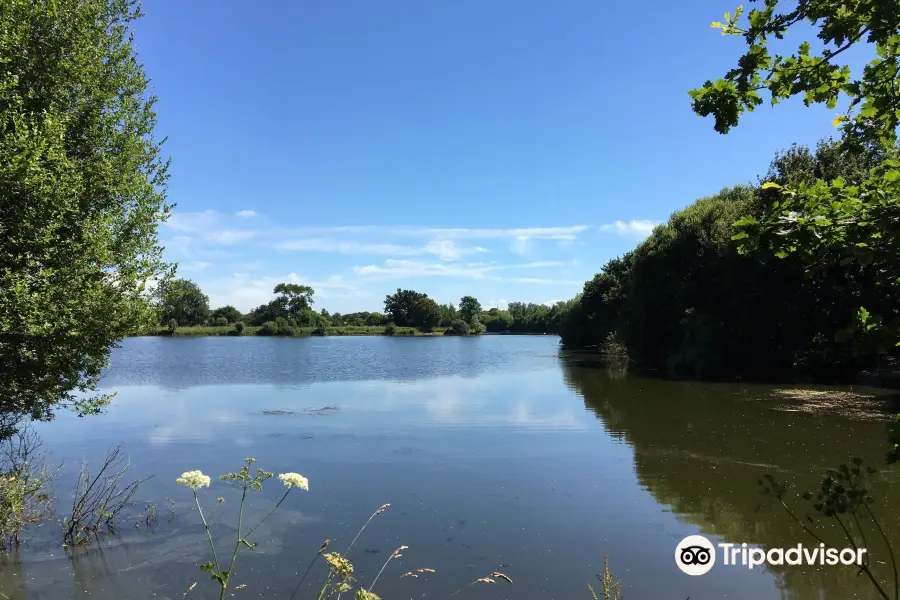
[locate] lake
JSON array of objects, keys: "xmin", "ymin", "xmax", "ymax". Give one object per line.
[{"xmin": 3, "ymin": 335, "xmax": 899, "ymax": 599}]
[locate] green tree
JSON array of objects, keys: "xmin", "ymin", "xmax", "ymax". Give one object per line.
[
  {"xmin": 273, "ymin": 283, "xmax": 315, "ymax": 314},
  {"xmin": 158, "ymin": 279, "xmax": 209, "ymax": 327},
  {"xmin": 411, "ymin": 297, "xmax": 442, "ymax": 332},
  {"xmin": 481, "ymin": 308, "xmax": 513, "ymax": 332},
  {"xmin": 439, "ymin": 303, "xmax": 458, "ymax": 327},
  {"xmin": 0, "ymin": 0, "xmax": 173, "ymax": 419},
  {"xmin": 458, "ymin": 296, "xmax": 482, "ymax": 325},
  {"xmin": 384, "ymin": 289, "xmax": 427, "ymax": 326},
  {"xmin": 366, "ymin": 312, "xmax": 386, "ymax": 326},
  {"xmin": 211, "ymin": 306, "xmax": 241, "ymax": 324},
  {"xmin": 690, "ymin": 0, "xmax": 900, "ymax": 349}
]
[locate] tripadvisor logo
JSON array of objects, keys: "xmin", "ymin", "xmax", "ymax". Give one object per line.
[{"xmin": 675, "ymin": 535, "xmax": 867, "ymax": 576}]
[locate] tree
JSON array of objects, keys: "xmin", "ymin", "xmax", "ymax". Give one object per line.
[
  {"xmin": 211, "ymin": 306, "xmax": 242, "ymax": 324},
  {"xmin": 481, "ymin": 308, "xmax": 513, "ymax": 332},
  {"xmin": 458, "ymin": 296, "xmax": 482, "ymax": 325},
  {"xmin": 158, "ymin": 279, "xmax": 209, "ymax": 327},
  {"xmin": 273, "ymin": 283, "xmax": 315, "ymax": 314},
  {"xmin": 690, "ymin": 1, "xmax": 900, "ymax": 349},
  {"xmin": 384, "ymin": 289, "xmax": 427, "ymax": 326},
  {"xmin": 366, "ymin": 312, "xmax": 386, "ymax": 326},
  {"xmin": 439, "ymin": 304, "xmax": 458, "ymax": 327},
  {"xmin": 411, "ymin": 297, "xmax": 442, "ymax": 332},
  {"xmin": 0, "ymin": 0, "xmax": 173, "ymax": 420}
]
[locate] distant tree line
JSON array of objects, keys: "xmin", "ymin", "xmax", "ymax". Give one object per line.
[{"xmin": 154, "ymin": 281, "xmax": 568, "ymax": 336}]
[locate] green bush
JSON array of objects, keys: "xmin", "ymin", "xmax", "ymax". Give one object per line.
[
  {"xmin": 258, "ymin": 320, "xmax": 296, "ymax": 336},
  {"xmin": 167, "ymin": 319, "xmax": 177, "ymax": 334},
  {"xmin": 214, "ymin": 316, "xmax": 228, "ymax": 327},
  {"xmin": 314, "ymin": 322, "xmax": 328, "ymax": 336},
  {"xmin": 450, "ymin": 319, "xmax": 470, "ymax": 335},
  {"xmin": 233, "ymin": 322, "xmax": 245, "ymax": 336},
  {"xmin": 383, "ymin": 323, "xmax": 397, "ymax": 336}
]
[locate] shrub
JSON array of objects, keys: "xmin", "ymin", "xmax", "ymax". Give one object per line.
[
  {"xmin": 384, "ymin": 323, "xmax": 397, "ymax": 336},
  {"xmin": 450, "ymin": 319, "xmax": 470, "ymax": 335},
  {"xmin": 167, "ymin": 318, "xmax": 177, "ymax": 334},
  {"xmin": 233, "ymin": 322, "xmax": 245, "ymax": 336},
  {"xmin": 257, "ymin": 321, "xmax": 279, "ymax": 336},
  {"xmin": 214, "ymin": 316, "xmax": 228, "ymax": 327},
  {"xmin": 314, "ymin": 322, "xmax": 328, "ymax": 336}
]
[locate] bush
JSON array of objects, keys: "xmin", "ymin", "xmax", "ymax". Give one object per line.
[
  {"xmin": 233, "ymin": 322, "xmax": 245, "ymax": 336},
  {"xmin": 214, "ymin": 316, "xmax": 228, "ymax": 327},
  {"xmin": 258, "ymin": 320, "xmax": 295, "ymax": 336},
  {"xmin": 383, "ymin": 323, "xmax": 397, "ymax": 336},
  {"xmin": 314, "ymin": 322, "xmax": 328, "ymax": 336},
  {"xmin": 450, "ymin": 319, "xmax": 470, "ymax": 335},
  {"xmin": 167, "ymin": 319, "xmax": 177, "ymax": 334}
]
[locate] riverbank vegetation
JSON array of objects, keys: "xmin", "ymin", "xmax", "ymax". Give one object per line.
[
  {"xmin": 148, "ymin": 280, "xmax": 572, "ymax": 338},
  {"xmin": 559, "ymin": 0, "xmax": 900, "ymax": 380}
]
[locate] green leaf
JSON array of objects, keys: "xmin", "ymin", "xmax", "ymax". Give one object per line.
[{"xmin": 760, "ymin": 182, "xmax": 782, "ymax": 190}]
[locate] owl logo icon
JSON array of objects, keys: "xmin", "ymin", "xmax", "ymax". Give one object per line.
[{"xmin": 675, "ymin": 535, "xmax": 716, "ymax": 576}]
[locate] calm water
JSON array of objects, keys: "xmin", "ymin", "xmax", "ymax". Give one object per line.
[{"xmin": 3, "ymin": 336, "xmax": 899, "ymax": 599}]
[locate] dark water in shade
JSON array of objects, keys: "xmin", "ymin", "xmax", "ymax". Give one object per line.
[{"xmin": 3, "ymin": 336, "xmax": 900, "ymax": 599}]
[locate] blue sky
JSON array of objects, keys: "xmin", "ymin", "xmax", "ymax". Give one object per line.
[{"xmin": 135, "ymin": 1, "xmax": 857, "ymax": 313}]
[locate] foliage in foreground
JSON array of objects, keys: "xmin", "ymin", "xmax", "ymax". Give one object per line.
[
  {"xmin": 690, "ymin": 0, "xmax": 900, "ymax": 351},
  {"xmin": 177, "ymin": 458, "xmax": 612, "ymax": 600},
  {"xmin": 0, "ymin": 0, "xmax": 173, "ymax": 420}
]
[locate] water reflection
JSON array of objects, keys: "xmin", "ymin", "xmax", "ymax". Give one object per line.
[
  {"xmin": 5, "ymin": 338, "xmax": 900, "ymax": 600},
  {"xmin": 562, "ymin": 352, "xmax": 900, "ymax": 600}
]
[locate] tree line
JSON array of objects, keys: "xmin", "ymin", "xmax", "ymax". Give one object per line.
[
  {"xmin": 155, "ymin": 281, "xmax": 570, "ymax": 336},
  {"xmin": 559, "ymin": 1, "xmax": 900, "ymax": 381}
]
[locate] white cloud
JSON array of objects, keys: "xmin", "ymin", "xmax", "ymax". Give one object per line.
[
  {"xmin": 352, "ymin": 259, "xmax": 567, "ymax": 281},
  {"xmin": 276, "ymin": 237, "xmax": 488, "ymax": 261},
  {"xmin": 276, "ymin": 238, "xmax": 422, "ymax": 255},
  {"xmin": 509, "ymin": 236, "xmax": 531, "ymax": 255},
  {"xmin": 203, "ymin": 272, "xmax": 367, "ymax": 312},
  {"xmin": 164, "ymin": 210, "xmax": 258, "ymax": 247},
  {"xmin": 276, "ymin": 224, "xmax": 589, "ymax": 240},
  {"xmin": 599, "ymin": 220, "xmax": 659, "ymax": 239},
  {"xmin": 424, "ymin": 240, "xmax": 488, "ymax": 261},
  {"xmin": 235, "ymin": 210, "xmax": 257, "ymax": 217}
]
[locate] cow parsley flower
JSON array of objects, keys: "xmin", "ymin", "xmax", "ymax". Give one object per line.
[
  {"xmin": 278, "ymin": 472, "xmax": 309, "ymax": 490},
  {"xmin": 176, "ymin": 470, "xmax": 211, "ymax": 490}
]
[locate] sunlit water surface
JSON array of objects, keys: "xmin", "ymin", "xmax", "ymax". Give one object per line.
[{"xmin": 3, "ymin": 336, "xmax": 899, "ymax": 600}]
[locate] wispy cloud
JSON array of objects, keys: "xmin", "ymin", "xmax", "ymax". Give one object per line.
[
  {"xmin": 278, "ymin": 224, "xmax": 589, "ymax": 240},
  {"xmin": 352, "ymin": 259, "xmax": 567, "ymax": 281},
  {"xmin": 165, "ymin": 210, "xmax": 258, "ymax": 246},
  {"xmin": 203, "ymin": 272, "xmax": 369, "ymax": 312},
  {"xmin": 599, "ymin": 220, "xmax": 659, "ymax": 239},
  {"xmin": 276, "ymin": 239, "xmax": 421, "ymax": 255},
  {"xmin": 235, "ymin": 210, "xmax": 257, "ymax": 217},
  {"xmin": 275, "ymin": 237, "xmax": 488, "ymax": 261}
]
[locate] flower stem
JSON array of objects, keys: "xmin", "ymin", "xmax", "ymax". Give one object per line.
[
  {"xmin": 193, "ymin": 491, "xmax": 220, "ymax": 572},
  {"xmin": 288, "ymin": 550, "xmax": 322, "ymax": 600},
  {"xmin": 243, "ymin": 489, "xmax": 290, "ymax": 540},
  {"xmin": 220, "ymin": 482, "xmax": 248, "ymax": 600}
]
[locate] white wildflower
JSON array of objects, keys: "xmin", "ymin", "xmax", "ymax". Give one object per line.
[
  {"xmin": 176, "ymin": 470, "xmax": 211, "ymax": 490},
  {"xmin": 278, "ymin": 472, "xmax": 309, "ymax": 490}
]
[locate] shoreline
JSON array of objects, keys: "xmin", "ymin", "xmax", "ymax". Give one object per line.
[{"xmin": 129, "ymin": 325, "xmax": 561, "ymax": 338}]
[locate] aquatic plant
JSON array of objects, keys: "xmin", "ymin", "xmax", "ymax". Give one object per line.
[
  {"xmin": 64, "ymin": 445, "xmax": 146, "ymax": 546},
  {"xmin": 0, "ymin": 424, "xmax": 55, "ymax": 548}
]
